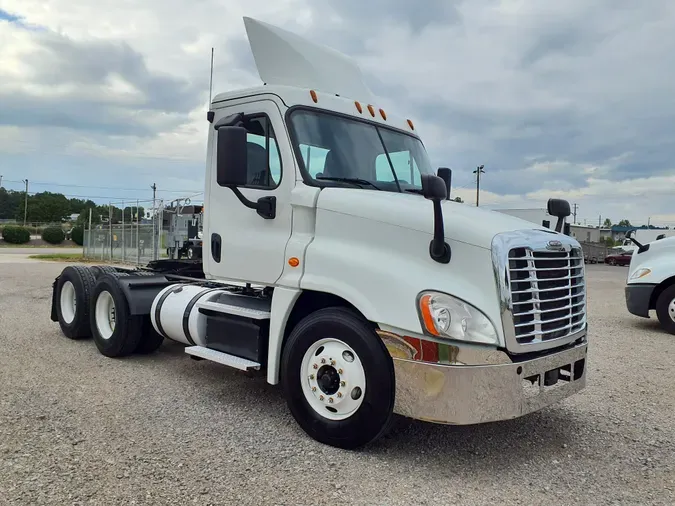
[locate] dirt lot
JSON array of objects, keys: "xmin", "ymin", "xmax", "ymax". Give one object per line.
[{"xmin": 1, "ymin": 262, "xmax": 674, "ymax": 505}]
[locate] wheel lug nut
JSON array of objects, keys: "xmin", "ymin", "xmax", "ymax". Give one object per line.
[
  {"xmin": 313, "ymin": 364, "xmax": 318, "ymax": 369},
  {"xmin": 340, "ymin": 381, "xmax": 346, "ymax": 387},
  {"xmin": 328, "ymin": 397, "xmax": 334, "ymax": 403},
  {"xmin": 321, "ymin": 358, "xmax": 326, "ymax": 364},
  {"xmin": 337, "ymin": 392, "xmax": 342, "ymax": 398},
  {"xmin": 312, "ymin": 387, "xmax": 317, "ymax": 392},
  {"xmin": 338, "ymin": 369, "xmax": 343, "ymax": 374},
  {"xmin": 330, "ymin": 360, "xmax": 336, "ymax": 366},
  {"xmin": 319, "ymin": 395, "xmax": 324, "ymax": 401},
  {"xmin": 309, "ymin": 374, "xmax": 315, "ymax": 380}
]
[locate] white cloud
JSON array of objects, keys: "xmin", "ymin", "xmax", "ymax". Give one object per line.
[{"xmin": 0, "ymin": 0, "xmax": 674, "ymax": 227}]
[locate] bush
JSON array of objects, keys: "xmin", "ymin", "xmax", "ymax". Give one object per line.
[
  {"xmin": 2, "ymin": 225, "xmax": 31, "ymax": 244},
  {"xmin": 71, "ymin": 226, "xmax": 84, "ymax": 246},
  {"xmin": 41, "ymin": 226, "xmax": 65, "ymax": 245}
]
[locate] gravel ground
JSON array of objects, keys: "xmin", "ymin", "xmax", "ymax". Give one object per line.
[{"xmin": 1, "ymin": 262, "xmax": 674, "ymax": 505}]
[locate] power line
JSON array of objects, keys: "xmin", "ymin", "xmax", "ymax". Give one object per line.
[{"xmin": 0, "ymin": 178, "xmax": 201, "ymax": 194}]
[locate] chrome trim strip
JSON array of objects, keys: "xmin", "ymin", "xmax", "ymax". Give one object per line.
[{"xmin": 491, "ymin": 229, "xmax": 588, "ymax": 354}]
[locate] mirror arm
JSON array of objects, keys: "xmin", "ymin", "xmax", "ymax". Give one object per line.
[
  {"xmin": 230, "ymin": 187, "xmax": 276, "ymax": 220},
  {"xmin": 429, "ymin": 199, "xmax": 451, "ymax": 263}
]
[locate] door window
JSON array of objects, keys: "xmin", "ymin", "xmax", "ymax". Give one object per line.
[{"xmin": 241, "ymin": 115, "xmax": 282, "ymax": 189}]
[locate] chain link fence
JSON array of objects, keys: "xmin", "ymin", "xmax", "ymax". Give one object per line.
[{"xmin": 82, "ymin": 199, "xmax": 168, "ymax": 266}]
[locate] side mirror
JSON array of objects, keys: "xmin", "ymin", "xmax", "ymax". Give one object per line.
[
  {"xmin": 420, "ymin": 174, "xmax": 451, "ymax": 264},
  {"xmin": 436, "ymin": 168, "xmax": 452, "ymax": 200},
  {"xmin": 547, "ymin": 198, "xmax": 571, "ymax": 233},
  {"xmin": 547, "ymin": 198, "xmax": 571, "ymax": 218},
  {"xmin": 421, "ymin": 174, "xmax": 448, "ymax": 201},
  {"xmin": 216, "ymin": 126, "xmax": 248, "ymax": 187}
]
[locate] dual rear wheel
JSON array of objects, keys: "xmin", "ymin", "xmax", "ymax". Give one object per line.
[{"xmin": 53, "ymin": 266, "xmax": 164, "ymax": 356}]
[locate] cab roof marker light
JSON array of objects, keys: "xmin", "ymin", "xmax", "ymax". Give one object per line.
[
  {"xmin": 407, "ymin": 119, "xmax": 415, "ymax": 130},
  {"xmin": 379, "ymin": 108, "xmax": 387, "ymax": 120},
  {"xmin": 355, "ymin": 101, "xmax": 363, "ymax": 113},
  {"xmin": 367, "ymin": 104, "xmax": 375, "ymax": 117},
  {"xmin": 310, "ymin": 90, "xmax": 318, "ymax": 103}
]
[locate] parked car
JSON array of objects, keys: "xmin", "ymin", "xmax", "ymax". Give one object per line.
[{"xmin": 605, "ymin": 250, "xmax": 633, "ymax": 266}]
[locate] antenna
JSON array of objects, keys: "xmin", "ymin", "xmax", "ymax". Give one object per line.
[{"xmin": 208, "ymin": 47, "xmax": 214, "ymax": 106}]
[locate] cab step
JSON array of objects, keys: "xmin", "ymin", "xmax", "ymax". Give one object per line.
[{"xmin": 184, "ymin": 345, "xmax": 261, "ymax": 371}]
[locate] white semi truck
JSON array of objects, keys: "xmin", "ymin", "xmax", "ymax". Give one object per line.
[
  {"xmin": 49, "ymin": 17, "xmax": 588, "ymax": 449},
  {"xmin": 625, "ymin": 231, "xmax": 675, "ymax": 334}
]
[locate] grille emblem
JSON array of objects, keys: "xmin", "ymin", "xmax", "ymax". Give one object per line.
[{"xmin": 546, "ymin": 240, "xmax": 564, "ymax": 251}]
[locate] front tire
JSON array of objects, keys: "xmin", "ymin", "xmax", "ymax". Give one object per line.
[
  {"xmin": 655, "ymin": 284, "xmax": 675, "ymax": 335},
  {"xmin": 280, "ymin": 307, "xmax": 395, "ymax": 449}
]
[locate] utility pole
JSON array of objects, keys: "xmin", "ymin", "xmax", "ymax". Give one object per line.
[
  {"xmin": 0, "ymin": 175, "xmax": 3, "ymax": 188},
  {"xmin": 473, "ymin": 165, "xmax": 485, "ymax": 207},
  {"xmin": 22, "ymin": 179, "xmax": 28, "ymax": 226},
  {"xmin": 151, "ymin": 183, "xmax": 157, "ymax": 260},
  {"xmin": 572, "ymin": 203, "xmax": 578, "ymax": 224}
]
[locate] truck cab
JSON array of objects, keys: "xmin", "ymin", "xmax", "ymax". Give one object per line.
[
  {"xmin": 625, "ymin": 232, "xmax": 675, "ymax": 334},
  {"xmin": 49, "ymin": 16, "xmax": 589, "ymax": 449}
]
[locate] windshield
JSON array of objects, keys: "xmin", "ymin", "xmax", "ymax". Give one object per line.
[{"xmin": 288, "ymin": 109, "xmax": 435, "ymax": 192}]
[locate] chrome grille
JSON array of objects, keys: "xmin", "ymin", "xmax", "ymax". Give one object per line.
[{"xmin": 507, "ymin": 246, "xmax": 586, "ymax": 346}]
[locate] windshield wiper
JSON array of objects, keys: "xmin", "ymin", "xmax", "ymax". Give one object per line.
[
  {"xmin": 404, "ymin": 188, "xmax": 424, "ymax": 194},
  {"xmin": 316, "ymin": 176, "xmax": 382, "ymax": 190}
]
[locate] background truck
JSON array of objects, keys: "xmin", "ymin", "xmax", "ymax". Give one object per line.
[
  {"xmin": 580, "ymin": 241, "xmax": 607, "ymax": 264},
  {"xmin": 49, "ymin": 17, "xmax": 589, "ymax": 449},
  {"xmin": 625, "ymin": 231, "xmax": 675, "ymax": 334},
  {"xmin": 164, "ymin": 203, "xmax": 204, "ymax": 260}
]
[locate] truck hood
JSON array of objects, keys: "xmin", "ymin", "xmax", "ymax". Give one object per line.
[{"xmin": 316, "ymin": 188, "xmax": 553, "ymax": 250}]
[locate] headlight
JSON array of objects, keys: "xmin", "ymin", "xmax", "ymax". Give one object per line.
[
  {"xmin": 417, "ymin": 291, "xmax": 499, "ymax": 345},
  {"xmin": 629, "ymin": 267, "xmax": 651, "ymax": 280}
]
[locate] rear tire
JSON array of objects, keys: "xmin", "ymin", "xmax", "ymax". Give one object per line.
[
  {"xmin": 55, "ymin": 266, "xmax": 96, "ymax": 339},
  {"xmin": 655, "ymin": 284, "xmax": 675, "ymax": 335},
  {"xmin": 280, "ymin": 307, "xmax": 395, "ymax": 449},
  {"xmin": 89, "ymin": 273, "xmax": 144, "ymax": 357},
  {"xmin": 90, "ymin": 265, "xmax": 118, "ymax": 279}
]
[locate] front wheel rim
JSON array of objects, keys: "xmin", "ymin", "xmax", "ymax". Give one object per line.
[
  {"xmin": 668, "ymin": 298, "xmax": 675, "ymax": 323},
  {"xmin": 95, "ymin": 291, "xmax": 116, "ymax": 340},
  {"xmin": 300, "ymin": 338, "xmax": 366, "ymax": 421},
  {"xmin": 60, "ymin": 281, "xmax": 77, "ymax": 324}
]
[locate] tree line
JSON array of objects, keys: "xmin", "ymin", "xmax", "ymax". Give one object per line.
[{"xmin": 0, "ymin": 188, "xmax": 144, "ymax": 226}]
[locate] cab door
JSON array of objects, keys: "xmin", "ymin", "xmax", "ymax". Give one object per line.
[{"xmin": 204, "ymin": 98, "xmax": 294, "ymax": 285}]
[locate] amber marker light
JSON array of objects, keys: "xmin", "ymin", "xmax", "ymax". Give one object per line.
[
  {"xmin": 355, "ymin": 101, "xmax": 363, "ymax": 113},
  {"xmin": 407, "ymin": 119, "xmax": 415, "ymax": 130},
  {"xmin": 367, "ymin": 104, "xmax": 375, "ymax": 117},
  {"xmin": 310, "ymin": 90, "xmax": 318, "ymax": 103},
  {"xmin": 288, "ymin": 257, "xmax": 300, "ymax": 267},
  {"xmin": 418, "ymin": 294, "xmax": 440, "ymax": 336},
  {"xmin": 379, "ymin": 109, "xmax": 387, "ymax": 120}
]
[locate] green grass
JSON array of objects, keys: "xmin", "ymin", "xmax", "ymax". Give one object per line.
[{"xmin": 28, "ymin": 253, "xmax": 88, "ymax": 262}]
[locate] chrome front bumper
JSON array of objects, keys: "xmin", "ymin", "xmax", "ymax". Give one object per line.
[{"xmin": 378, "ymin": 330, "xmax": 588, "ymax": 425}]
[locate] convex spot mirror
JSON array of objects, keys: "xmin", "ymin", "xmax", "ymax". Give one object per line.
[
  {"xmin": 547, "ymin": 198, "xmax": 571, "ymax": 218},
  {"xmin": 421, "ymin": 174, "xmax": 448, "ymax": 201}
]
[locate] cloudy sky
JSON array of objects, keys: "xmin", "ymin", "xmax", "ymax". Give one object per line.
[{"xmin": 1, "ymin": 0, "xmax": 673, "ymax": 226}]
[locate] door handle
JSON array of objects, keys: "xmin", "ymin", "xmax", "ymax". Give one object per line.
[{"xmin": 211, "ymin": 233, "xmax": 222, "ymax": 263}]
